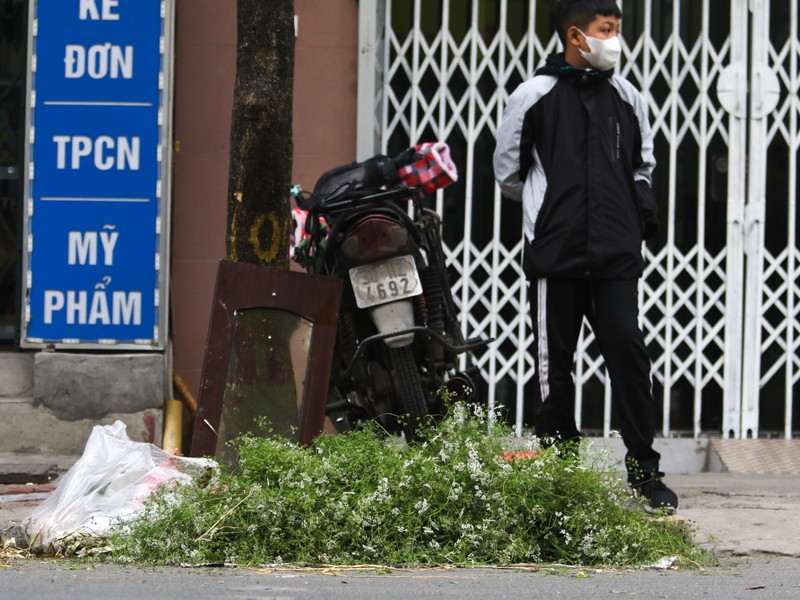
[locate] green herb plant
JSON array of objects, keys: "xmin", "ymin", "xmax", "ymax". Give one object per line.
[{"xmin": 109, "ymin": 402, "xmax": 708, "ymax": 568}]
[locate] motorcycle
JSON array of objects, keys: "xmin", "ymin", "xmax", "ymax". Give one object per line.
[{"xmin": 291, "ymin": 145, "xmax": 490, "ymax": 441}]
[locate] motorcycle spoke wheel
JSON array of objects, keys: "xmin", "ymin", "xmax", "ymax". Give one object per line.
[{"xmin": 388, "ymin": 345, "xmax": 429, "ymax": 442}]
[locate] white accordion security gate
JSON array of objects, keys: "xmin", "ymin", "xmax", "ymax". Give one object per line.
[{"xmin": 357, "ymin": 0, "xmax": 799, "ymax": 439}]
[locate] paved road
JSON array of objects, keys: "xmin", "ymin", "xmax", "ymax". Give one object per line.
[{"xmin": 1, "ymin": 555, "xmax": 799, "ymax": 599}]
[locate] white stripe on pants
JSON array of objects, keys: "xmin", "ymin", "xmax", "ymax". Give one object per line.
[{"xmin": 537, "ymin": 277, "xmax": 550, "ymax": 402}]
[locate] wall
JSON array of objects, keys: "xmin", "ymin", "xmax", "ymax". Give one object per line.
[
  {"xmin": 291, "ymin": 1, "xmax": 360, "ymax": 188},
  {"xmin": 170, "ymin": 0, "xmax": 359, "ymax": 398}
]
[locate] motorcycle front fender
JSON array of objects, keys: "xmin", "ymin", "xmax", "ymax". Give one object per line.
[{"xmin": 367, "ymin": 299, "xmax": 417, "ymax": 348}]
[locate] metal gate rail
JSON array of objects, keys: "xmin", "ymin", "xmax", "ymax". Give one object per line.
[{"xmin": 357, "ymin": 0, "xmax": 799, "ymax": 439}]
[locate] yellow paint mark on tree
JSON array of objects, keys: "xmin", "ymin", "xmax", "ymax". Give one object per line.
[
  {"xmin": 249, "ymin": 212, "xmax": 282, "ymax": 263},
  {"xmin": 228, "ymin": 209, "xmax": 238, "ymax": 261}
]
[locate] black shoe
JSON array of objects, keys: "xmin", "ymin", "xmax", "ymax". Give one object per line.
[{"xmin": 628, "ymin": 471, "xmax": 679, "ymax": 513}]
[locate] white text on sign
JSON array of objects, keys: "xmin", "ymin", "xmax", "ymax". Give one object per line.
[
  {"xmin": 43, "ymin": 290, "xmax": 142, "ymax": 325},
  {"xmin": 64, "ymin": 44, "xmax": 133, "ymax": 79},
  {"xmin": 80, "ymin": 0, "xmax": 120, "ymax": 20},
  {"xmin": 69, "ymin": 2, "xmax": 131, "ymax": 80},
  {"xmin": 68, "ymin": 230, "xmax": 119, "ymax": 266},
  {"xmin": 52, "ymin": 135, "xmax": 140, "ymax": 170}
]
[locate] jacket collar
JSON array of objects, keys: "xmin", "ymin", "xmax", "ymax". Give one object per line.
[{"xmin": 535, "ymin": 52, "xmax": 613, "ymax": 82}]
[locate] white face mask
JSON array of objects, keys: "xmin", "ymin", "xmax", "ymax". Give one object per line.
[{"xmin": 578, "ymin": 30, "xmax": 621, "ymax": 71}]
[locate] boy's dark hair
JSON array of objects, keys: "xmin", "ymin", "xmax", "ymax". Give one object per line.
[{"xmin": 551, "ymin": 0, "xmax": 622, "ymax": 45}]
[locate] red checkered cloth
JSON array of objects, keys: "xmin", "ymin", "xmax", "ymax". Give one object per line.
[{"xmin": 396, "ymin": 142, "xmax": 458, "ymax": 195}]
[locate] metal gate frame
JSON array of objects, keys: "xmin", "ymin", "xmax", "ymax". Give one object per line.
[
  {"xmin": 357, "ymin": 0, "xmax": 798, "ymax": 440},
  {"xmin": 739, "ymin": 0, "xmax": 799, "ymax": 439}
]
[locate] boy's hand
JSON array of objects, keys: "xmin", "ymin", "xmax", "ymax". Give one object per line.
[{"xmin": 635, "ymin": 180, "xmax": 660, "ymax": 239}]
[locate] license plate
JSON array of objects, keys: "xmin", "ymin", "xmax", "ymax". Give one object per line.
[{"xmin": 349, "ymin": 255, "xmax": 423, "ymax": 309}]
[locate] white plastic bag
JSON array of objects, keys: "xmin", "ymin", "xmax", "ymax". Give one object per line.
[{"xmin": 24, "ymin": 420, "xmax": 217, "ymax": 553}]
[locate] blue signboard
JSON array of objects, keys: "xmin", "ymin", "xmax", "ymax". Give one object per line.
[{"xmin": 23, "ymin": 0, "xmax": 171, "ymax": 348}]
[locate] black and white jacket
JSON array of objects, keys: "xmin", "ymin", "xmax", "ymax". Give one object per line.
[{"xmin": 493, "ymin": 53, "xmax": 659, "ymax": 280}]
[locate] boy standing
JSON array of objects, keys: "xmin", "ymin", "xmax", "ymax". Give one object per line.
[{"xmin": 493, "ymin": 0, "xmax": 678, "ymax": 511}]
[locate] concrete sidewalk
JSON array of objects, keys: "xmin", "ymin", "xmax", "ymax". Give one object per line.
[
  {"xmin": 2, "ymin": 448, "xmax": 799, "ymax": 558},
  {"xmin": 673, "ymin": 471, "xmax": 800, "ymax": 557},
  {"xmin": 0, "ymin": 453, "xmax": 78, "ymax": 546}
]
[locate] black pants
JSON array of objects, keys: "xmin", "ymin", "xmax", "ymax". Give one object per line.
[{"xmin": 529, "ymin": 277, "xmax": 660, "ymax": 472}]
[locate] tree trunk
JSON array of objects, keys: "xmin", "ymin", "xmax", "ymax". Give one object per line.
[{"xmin": 226, "ymin": 0, "xmax": 295, "ymax": 267}]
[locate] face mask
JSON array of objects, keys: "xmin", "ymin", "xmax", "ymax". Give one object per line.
[{"xmin": 578, "ymin": 30, "xmax": 621, "ymax": 71}]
